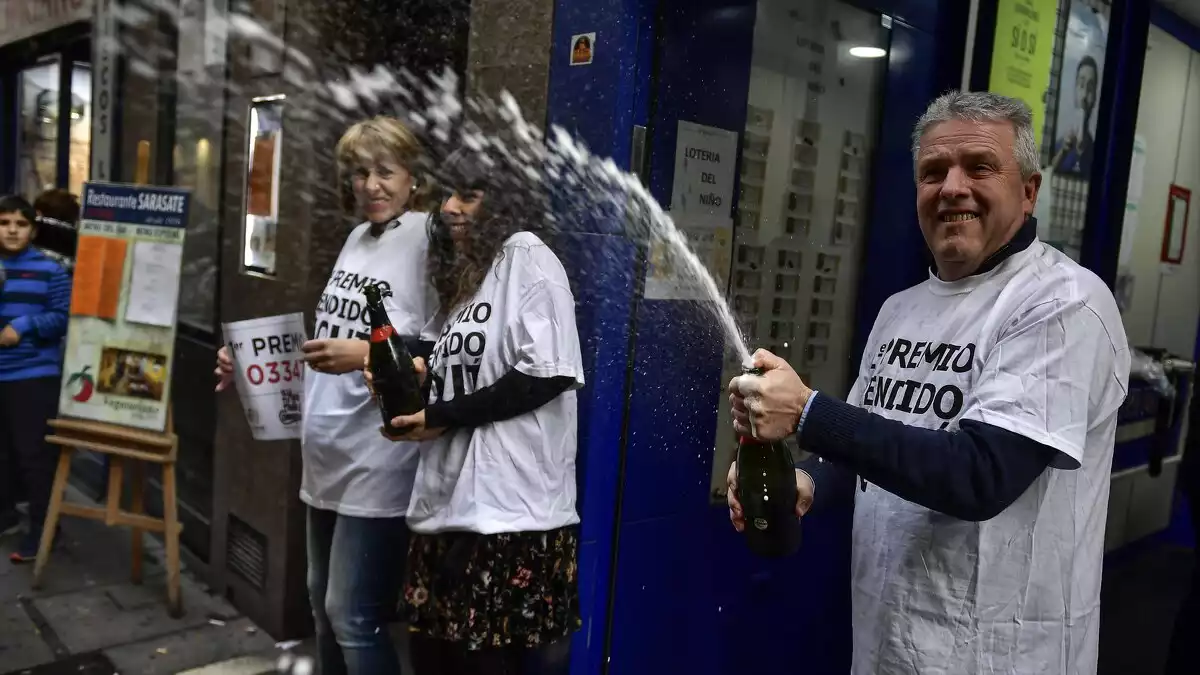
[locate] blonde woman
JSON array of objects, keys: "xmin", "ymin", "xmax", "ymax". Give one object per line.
[{"xmin": 216, "ymin": 117, "xmax": 436, "ymax": 675}]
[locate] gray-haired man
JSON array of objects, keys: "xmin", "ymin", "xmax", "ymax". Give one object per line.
[{"xmin": 726, "ymin": 91, "xmax": 1131, "ymax": 674}]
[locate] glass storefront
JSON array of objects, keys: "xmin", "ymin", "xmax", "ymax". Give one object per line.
[{"xmin": 710, "ymin": 0, "xmax": 887, "ymax": 496}]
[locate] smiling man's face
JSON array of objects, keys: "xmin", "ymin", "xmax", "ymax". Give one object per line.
[{"xmin": 915, "ymin": 118, "xmax": 1041, "ymax": 281}]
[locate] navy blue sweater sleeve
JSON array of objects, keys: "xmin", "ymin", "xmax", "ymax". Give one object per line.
[
  {"xmin": 794, "ymin": 454, "xmax": 858, "ymax": 515},
  {"xmin": 798, "ymin": 393, "xmax": 1059, "ymax": 521}
]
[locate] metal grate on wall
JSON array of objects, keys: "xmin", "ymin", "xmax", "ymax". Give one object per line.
[
  {"xmin": 227, "ymin": 513, "xmax": 268, "ymax": 590},
  {"xmin": 1041, "ymin": 0, "xmax": 1112, "ymax": 259}
]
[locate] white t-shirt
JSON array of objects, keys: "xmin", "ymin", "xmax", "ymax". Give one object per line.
[
  {"xmin": 300, "ymin": 211, "xmax": 436, "ymax": 517},
  {"xmin": 406, "ymin": 232, "xmax": 584, "ymax": 535},
  {"xmin": 846, "ymin": 241, "xmax": 1130, "ymax": 675}
]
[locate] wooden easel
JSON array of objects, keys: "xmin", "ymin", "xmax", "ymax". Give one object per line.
[{"xmin": 31, "ymin": 407, "xmax": 183, "ymax": 618}]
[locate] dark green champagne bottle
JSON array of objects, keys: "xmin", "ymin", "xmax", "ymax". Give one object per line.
[
  {"xmin": 736, "ymin": 366, "xmax": 802, "ymax": 558},
  {"xmin": 363, "ymin": 284, "xmax": 424, "ymax": 435}
]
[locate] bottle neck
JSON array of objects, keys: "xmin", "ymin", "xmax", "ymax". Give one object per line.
[{"xmin": 365, "ymin": 302, "xmax": 394, "ymax": 342}]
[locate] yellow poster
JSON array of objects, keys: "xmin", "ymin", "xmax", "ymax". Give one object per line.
[{"xmin": 989, "ymin": 0, "xmax": 1058, "ymax": 149}]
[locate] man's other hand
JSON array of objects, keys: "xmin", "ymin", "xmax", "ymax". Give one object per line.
[{"xmin": 727, "ymin": 462, "xmax": 814, "ymax": 532}]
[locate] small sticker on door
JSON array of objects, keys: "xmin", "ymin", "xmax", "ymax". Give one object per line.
[{"xmin": 570, "ymin": 33, "xmax": 595, "ymax": 66}]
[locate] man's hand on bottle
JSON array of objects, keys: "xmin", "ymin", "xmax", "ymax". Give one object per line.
[
  {"xmin": 728, "ymin": 349, "xmax": 813, "ymax": 442},
  {"xmin": 301, "ymin": 339, "xmax": 368, "ymax": 375},
  {"xmin": 726, "ymin": 462, "xmax": 814, "ymax": 532},
  {"xmin": 214, "ymin": 346, "xmax": 234, "ymax": 392}
]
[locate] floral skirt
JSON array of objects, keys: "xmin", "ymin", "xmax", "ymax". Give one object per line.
[{"xmin": 401, "ymin": 526, "xmax": 581, "ymax": 650}]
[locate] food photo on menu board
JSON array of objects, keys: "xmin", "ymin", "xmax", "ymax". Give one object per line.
[
  {"xmin": 97, "ymin": 347, "xmax": 169, "ymax": 401},
  {"xmin": 1051, "ymin": 0, "xmax": 1107, "ymax": 178}
]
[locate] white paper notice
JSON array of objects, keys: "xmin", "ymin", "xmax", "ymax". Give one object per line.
[
  {"xmin": 124, "ymin": 241, "xmax": 183, "ymax": 327},
  {"xmin": 222, "ymin": 313, "xmax": 308, "ymax": 441},
  {"xmin": 672, "ymin": 120, "xmax": 739, "ymax": 218}
]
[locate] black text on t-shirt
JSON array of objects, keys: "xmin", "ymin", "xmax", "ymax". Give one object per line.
[
  {"xmin": 860, "ymin": 337, "xmax": 976, "ymax": 430},
  {"xmin": 429, "ymin": 301, "xmax": 493, "ymax": 403},
  {"xmin": 314, "ymin": 269, "xmax": 394, "ymax": 340}
]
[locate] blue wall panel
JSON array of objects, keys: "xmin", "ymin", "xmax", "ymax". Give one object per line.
[
  {"xmin": 609, "ymin": 1, "xmax": 760, "ymax": 672},
  {"xmin": 547, "ymin": 3, "xmax": 656, "ymax": 673},
  {"xmin": 554, "ymin": 232, "xmax": 638, "ymax": 675},
  {"xmin": 548, "ymin": 0, "xmax": 655, "ymax": 165}
]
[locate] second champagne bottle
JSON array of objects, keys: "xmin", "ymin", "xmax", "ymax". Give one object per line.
[{"xmin": 363, "ymin": 284, "xmax": 425, "ymax": 435}]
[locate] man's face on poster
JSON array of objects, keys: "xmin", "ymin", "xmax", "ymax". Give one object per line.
[{"xmin": 1076, "ymin": 62, "xmax": 1097, "ymax": 115}]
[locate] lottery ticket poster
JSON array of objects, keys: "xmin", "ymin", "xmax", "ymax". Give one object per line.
[{"xmin": 222, "ymin": 313, "xmax": 307, "ymax": 440}]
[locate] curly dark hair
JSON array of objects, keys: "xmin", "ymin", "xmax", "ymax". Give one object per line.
[{"xmin": 426, "ymin": 145, "xmax": 550, "ymax": 313}]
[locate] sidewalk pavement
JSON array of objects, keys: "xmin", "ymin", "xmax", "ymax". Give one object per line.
[{"xmin": 0, "ymin": 484, "xmax": 309, "ymax": 675}]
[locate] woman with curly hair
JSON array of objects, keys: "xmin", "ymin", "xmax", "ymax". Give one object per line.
[
  {"xmin": 370, "ymin": 147, "xmax": 583, "ymax": 674},
  {"xmin": 217, "ymin": 116, "xmax": 437, "ymax": 675}
]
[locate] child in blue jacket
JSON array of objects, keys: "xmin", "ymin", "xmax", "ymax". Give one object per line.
[{"xmin": 0, "ymin": 194, "xmax": 71, "ymax": 562}]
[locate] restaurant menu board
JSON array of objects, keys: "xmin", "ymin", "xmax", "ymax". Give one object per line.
[{"xmin": 59, "ymin": 182, "xmax": 191, "ymax": 432}]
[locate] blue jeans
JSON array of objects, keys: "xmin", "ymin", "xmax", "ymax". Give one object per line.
[{"xmin": 307, "ymin": 506, "xmax": 410, "ymax": 675}]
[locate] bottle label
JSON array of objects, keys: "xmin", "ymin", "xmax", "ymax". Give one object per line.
[{"xmin": 370, "ymin": 325, "xmax": 395, "ymax": 343}]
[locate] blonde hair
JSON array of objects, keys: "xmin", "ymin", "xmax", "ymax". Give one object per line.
[{"xmin": 335, "ymin": 116, "xmax": 436, "ymax": 215}]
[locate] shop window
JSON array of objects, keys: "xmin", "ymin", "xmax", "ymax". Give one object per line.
[
  {"xmin": 710, "ymin": 0, "xmax": 887, "ymax": 498},
  {"xmin": 1038, "ymin": 0, "xmax": 1113, "ymax": 260}
]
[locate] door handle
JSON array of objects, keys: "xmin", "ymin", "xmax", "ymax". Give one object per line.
[{"xmin": 631, "ymin": 125, "xmax": 648, "ymax": 186}]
